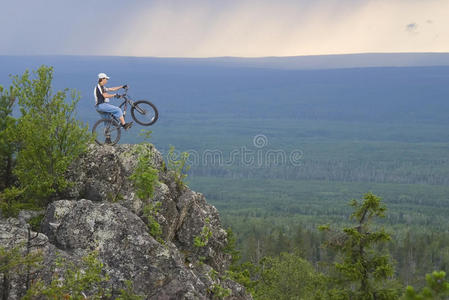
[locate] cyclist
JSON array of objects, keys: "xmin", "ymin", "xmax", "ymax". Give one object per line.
[{"xmin": 94, "ymin": 73, "xmax": 132, "ymax": 130}]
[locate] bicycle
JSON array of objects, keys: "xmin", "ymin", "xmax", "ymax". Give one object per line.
[{"xmin": 92, "ymin": 87, "xmax": 158, "ymax": 145}]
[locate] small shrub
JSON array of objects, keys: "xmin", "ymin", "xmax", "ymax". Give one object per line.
[
  {"xmin": 129, "ymin": 145, "xmax": 159, "ymax": 201},
  {"xmin": 143, "ymin": 201, "xmax": 163, "ymax": 241},
  {"xmin": 194, "ymin": 218, "xmax": 213, "ymax": 248},
  {"xmin": 25, "ymin": 251, "xmax": 111, "ymax": 299},
  {"xmin": 210, "ymin": 283, "xmax": 232, "ymax": 299},
  {"xmin": 166, "ymin": 145, "xmax": 190, "ymax": 190},
  {"xmin": 28, "ymin": 213, "xmax": 45, "ymax": 232},
  {"xmin": 138, "ymin": 129, "xmax": 152, "ymax": 142},
  {"xmin": 0, "ymin": 186, "xmax": 38, "ymax": 218},
  {"xmin": 0, "ymin": 244, "xmax": 43, "ymax": 299},
  {"xmin": 208, "ymin": 269, "xmax": 232, "ymax": 299},
  {"xmin": 117, "ymin": 280, "xmax": 144, "ymax": 300}
]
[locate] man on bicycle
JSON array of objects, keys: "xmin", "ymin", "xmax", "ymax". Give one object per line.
[{"xmin": 94, "ymin": 73, "xmax": 132, "ymax": 130}]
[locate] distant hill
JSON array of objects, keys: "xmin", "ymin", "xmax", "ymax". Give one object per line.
[
  {"xmin": 2, "ymin": 52, "xmax": 449, "ymax": 72},
  {"xmin": 177, "ymin": 52, "xmax": 449, "ymax": 70}
]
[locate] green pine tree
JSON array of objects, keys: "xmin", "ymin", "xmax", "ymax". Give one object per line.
[
  {"xmin": 402, "ymin": 271, "xmax": 449, "ymax": 300},
  {"xmin": 320, "ymin": 192, "xmax": 402, "ymax": 300}
]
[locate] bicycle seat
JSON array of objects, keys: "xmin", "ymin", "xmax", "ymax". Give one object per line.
[{"xmin": 96, "ymin": 109, "xmax": 112, "ymax": 119}]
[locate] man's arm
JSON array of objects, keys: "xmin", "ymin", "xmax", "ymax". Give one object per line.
[
  {"xmin": 105, "ymin": 86, "xmax": 125, "ymax": 92},
  {"xmin": 102, "ymin": 92, "xmax": 117, "ymax": 99},
  {"xmin": 103, "ymin": 86, "xmax": 126, "ymax": 98}
]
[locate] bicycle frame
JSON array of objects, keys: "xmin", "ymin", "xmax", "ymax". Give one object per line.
[
  {"xmin": 119, "ymin": 91, "xmax": 130, "ymax": 116},
  {"xmin": 119, "ymin": 93, "xmax": 148, "ymax": 118},
  {"xmin": 118, "ymin": 89, "xmax": 140, "ymax": 118}
]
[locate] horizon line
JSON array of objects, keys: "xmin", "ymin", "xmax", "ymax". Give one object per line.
[{"xmin": 1, "ymin": 51, "xmax": 449, "ymax": 60}]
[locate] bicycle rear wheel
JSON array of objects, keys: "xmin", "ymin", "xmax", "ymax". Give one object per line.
[
  {"xmin": 131, "ymin": 100, "xmax": 159, "ymax": 126},
  {"xmin": 92, "ymin": 119, "xmax": 121, "ymax": 145}
]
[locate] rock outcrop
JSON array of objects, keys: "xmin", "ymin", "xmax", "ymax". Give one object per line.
[{"xmin": 0, "ymin": 144, "xmax": 251, "ymax": 299}]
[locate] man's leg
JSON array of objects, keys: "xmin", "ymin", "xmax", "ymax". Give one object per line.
[
  {"xmin": 98, "ymin": 103, "xmax": 132, "ymax": 129},
  {"xmin": 98, "ymin": 103, "xmax": 125, "ymax": 125}
]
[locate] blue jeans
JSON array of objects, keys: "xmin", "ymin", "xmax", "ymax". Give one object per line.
[{"xmin": 96, "ymin": 103, "xmax": 123, "ymax": 119}]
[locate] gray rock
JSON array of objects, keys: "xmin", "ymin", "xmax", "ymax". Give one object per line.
[
  {"xmin": 64, "ymin": 144, "xmax": 163, "ymax": 211},
  {"xmin": 65, "ymin": 144, "xmax": 239, "ymax": 274},
  {"xmin": 174, "ymin": 190, "xmax": 231, "ymax": 272},
  {"xmin": 17, "ymin": 209, "xmax": 45, "ymax": 227},
  {"xmin": 0, "ymin": 218, "xmax": 72, "ymax": 299},
  {"xmin": 42, "ymin": 199, "xmax": 208, "ymax": 298},
  {"xmin": 0, "ymin": 143, "xmax": 252, "ymax": 299}
]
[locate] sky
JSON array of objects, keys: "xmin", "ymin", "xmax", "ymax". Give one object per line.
[{"xmin": 1, "ymin": 0, "xmax": 448, "ymax": 57}]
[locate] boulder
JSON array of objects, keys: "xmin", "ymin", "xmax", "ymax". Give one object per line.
[
  {"xmin": 65, "ymin": 144, "xmax": 238, "ymax": 274},
  {"xmin": 0, "ymin": 144, "xmax": 252, "ymax": 299},
  {"xmin": 0, "ymin": 218, "xmax": 71, "ymax": 299},
  {"xmin": 42, "ymin": 199, "xmax": 208, "ymax": 299}
]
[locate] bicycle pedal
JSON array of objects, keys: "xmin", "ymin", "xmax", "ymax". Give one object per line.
[{"xmin": 123, "ymin": 122, "xmax": 133, "ymax": 130}]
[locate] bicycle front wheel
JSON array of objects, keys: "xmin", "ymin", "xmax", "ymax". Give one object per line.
[
  {"xmin": 92, "ymin": 119, "xmax": 121, "ymax": 145},
  {"xmin": 131, "ymin": 100, "xmax": 159, "ymax": 126}
]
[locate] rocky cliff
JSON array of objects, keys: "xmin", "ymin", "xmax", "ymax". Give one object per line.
[{"xmin": 0, "ymin": 144, "xmax": 252, "ymax": 299}]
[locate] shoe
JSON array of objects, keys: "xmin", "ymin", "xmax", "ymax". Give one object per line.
[{"xmin": 122, "ymin": 122, "xmax": 133, "ymax": 130}]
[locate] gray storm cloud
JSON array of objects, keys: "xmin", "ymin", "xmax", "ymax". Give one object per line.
[{"xmin": 0, "ymin": 0, "xmax": 448, "ymax": 56}]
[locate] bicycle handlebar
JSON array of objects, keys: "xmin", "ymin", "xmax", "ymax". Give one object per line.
[{"xmin": 117, "ymin": 87, "xmax": 129, "ymax": 99}]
